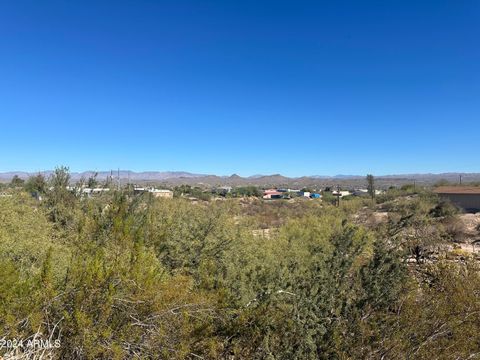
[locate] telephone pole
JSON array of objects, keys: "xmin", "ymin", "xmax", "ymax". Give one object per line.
[{"xmin": 336, "ymin": 185, "xmax": 341, "ymax": 207}]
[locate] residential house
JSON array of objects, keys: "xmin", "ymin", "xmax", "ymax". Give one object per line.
[
  {"xmin": 434, "ymin": 186, "xmax": 480, "ymax": 213},
  {"xmin": 263, "ymin": 189, "xmax": 283, "ymax": 199}
]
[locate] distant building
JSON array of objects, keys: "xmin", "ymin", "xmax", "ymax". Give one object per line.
[
  {"xmin": 92, "ymin": 188, "xmax": 110, "ymax": 194},
  {"xmin": 298, "ymin": 191, "xmax": 310, "ymax": 198},
  {"xmin": 149, "ymin": 189, "xmax": 173, "ymax": 198},
  {"xmin": 65, "ymin": 187, "xmax": 110, "ymax": 197},
  {"xmin": 332, "ymin": 190, "xmax": 351, "ymax": 197},
  {"xmin": 133, "ymin": 187, "xmax": 147, "ymax": 195},
  {"xmin": 352, "ymin": 189, "xmax": 384, "ymax": 197},
  {"xmin": 434, "ymin": 186, "xmax": 480, "ymax": 213},
  {"xmin": 310, "ymin": 193, "xmax": 321, "ymax": 199},
  {"xmin": 264, "ymin": 189, "xmax": 278, "ymax": 194},
  {"xmin": 353, "ymin": 189, "xmax": 369, "ymax": 196},
  {"xmin": 263, "ymin": 189, "xmax": 283, "ymax": 199},
  {"xmin": 134, "ymin": 187, "xmax": 173, "ymax": 198}
]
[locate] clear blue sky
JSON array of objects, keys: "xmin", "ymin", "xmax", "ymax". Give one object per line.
[{"xmin": 0, "ymin": 1, "xmax": 478, "ymax": 176}]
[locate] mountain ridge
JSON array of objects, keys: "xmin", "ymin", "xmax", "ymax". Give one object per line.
[{"xmin": 1, "ymin": 170, "xmax": 479, "ymax": 187}]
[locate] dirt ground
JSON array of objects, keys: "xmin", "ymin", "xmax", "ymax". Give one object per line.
[{"xmin": 458, "ymin": 213, "xmax": 480, "ymax": 235}]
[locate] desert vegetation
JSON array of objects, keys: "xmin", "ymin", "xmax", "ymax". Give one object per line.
[{"xmin": 1, "ymin": 168, "xmax": 480, "ymax": 359}]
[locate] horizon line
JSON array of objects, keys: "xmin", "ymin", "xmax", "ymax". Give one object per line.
[{"xmin": 0, "ymin": 169, "xmax": 479, "ymax": 179}]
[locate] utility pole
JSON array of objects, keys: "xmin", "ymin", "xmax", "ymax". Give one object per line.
[
  {"xmin": 117, "ymin": 168, "xmax": 120, "ymax": 191},
  {"xmin": 460, "ymin": 174, "xmax": 462, "ymax": 185},
  {"xmin": 336, "ymin": 185, "xmax": 341, "ymax": 207}
]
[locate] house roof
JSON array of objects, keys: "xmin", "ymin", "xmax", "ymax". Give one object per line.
[
  {"xmin": 434, "ymin": 186, "xmax": 480, "ymax": 195},
  {"xmin": 264, "ymin": 191, "xmax": 283, "ymax": 196},
  {"xmin": 264, "ymin": 189, "xmax": 279, "ymax": 194}
]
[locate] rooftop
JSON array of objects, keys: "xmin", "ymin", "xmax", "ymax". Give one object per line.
[{"xmin": 434, "ymin": 186, "xmax": 480, "ymax": 195}]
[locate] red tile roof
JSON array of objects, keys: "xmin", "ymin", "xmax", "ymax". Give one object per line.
[{"xmin": 434, "ymin": 186, "xmax": 480, "ymax": 195}]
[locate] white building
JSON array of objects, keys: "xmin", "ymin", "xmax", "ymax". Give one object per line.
[
  {"xmin": 332, "ymin": 190, "xmax": 351, "ymax": 197},
  {"xmin": 134, "ymin": 187, "xmax": 173, "ymax": 198}
]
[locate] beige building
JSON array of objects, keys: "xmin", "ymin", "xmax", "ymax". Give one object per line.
[
  {"xmin": 434, "ymin": 186, "xmax": 480, "ymax": 213},
  {"xmin": 149, "ymin": 189, "xmax": 173, "ymax": 198}
]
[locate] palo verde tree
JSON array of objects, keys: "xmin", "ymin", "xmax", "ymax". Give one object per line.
[
  {"xmin": 46, "ymin": 166, "xmax": 77, "ymax": 228},
  {"xmin": 10, "ymin": 174, "xmax": 25, "ymax": 187},
  {"xmin": 25, "ymin": 173, "xmax": 48, "ymax": 195},
  {"xmin": 87, "ymin": 172, "xmax": 98, "ymax": 188}
]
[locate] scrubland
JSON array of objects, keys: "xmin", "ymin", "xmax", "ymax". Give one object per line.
[{"xmin": 1, "ymin": 171, "xmax": 480, "ymax": 359}]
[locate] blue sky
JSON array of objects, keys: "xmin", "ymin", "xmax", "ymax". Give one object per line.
[{"xmin": 0, "ymin": 1, "xmax": 478, "ymax": 176}]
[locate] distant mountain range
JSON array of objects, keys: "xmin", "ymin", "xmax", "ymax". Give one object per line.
[
  {"xmin": 0, "ymin": 170, "xmax": 205, "ymax": 181},
  {"xmin": 1, "ymin": 170, "xmax": 479, "ymax": 188}
]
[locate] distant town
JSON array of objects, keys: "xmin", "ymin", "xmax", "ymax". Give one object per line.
[{"xmin": 2, "ymin": 169, "xmax": 479, "ymax": 213}]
